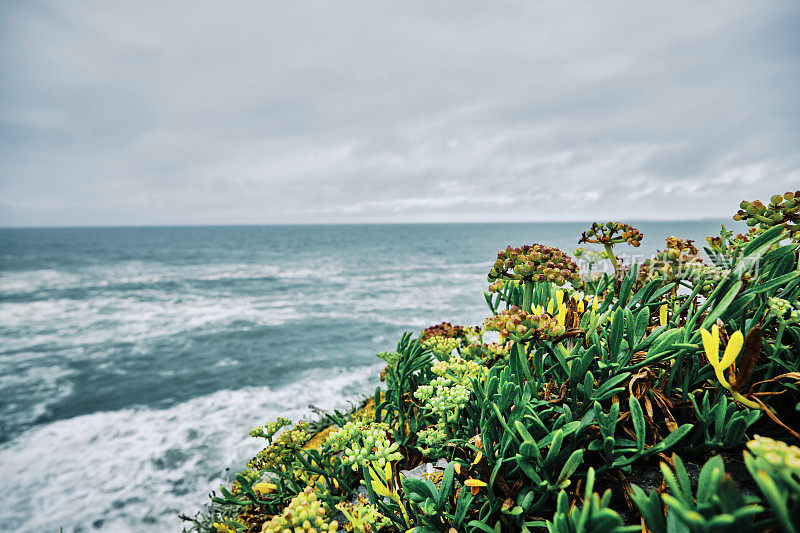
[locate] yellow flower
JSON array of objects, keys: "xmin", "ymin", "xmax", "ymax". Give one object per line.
[
  {"xmin": 699, "ymin": 326, "xmax": 759, "ymax": 409},
  {"xmin": 659, "ymin": 304, "xmax": 668, "ymax": 327},
  {"xmin": 369, "ymin": 461, "xmax": 394, "ymax": 498},
  {"xmin": 465, "ymin": 478, "xmax": 487, "ymax": 495},
  {"xmin": 253, "ymin": 482, "xmax": 277, "ymax": 494},
  {"xmin": 556, "ymin": 303, "xmax": 567, "ymax": 327}
]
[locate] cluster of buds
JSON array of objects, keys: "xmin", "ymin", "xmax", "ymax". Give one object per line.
[
  {"xmin": 579, "ymin": 221, "xmax": 643, "ymax": 247},
  {"xmin": 735, "ymin": 191, "xmax": 800, "ymax": 237},
  {"xmin": 488, "ymin": 244, "xmax": 583, "ymax": 288},
  {"xmin": 229, "ymin": 468, "xmax": 262, "ymax": 497},
  {"xmin": 483, "ymin": 306, "xmax": 564, "ymax": 341},
  {"xmin": 248, "ymin": 422, "xmax": 311, "ymax": 471},
  {"xmin": 421, "ymin": 322, "xmax": 471, "ymax": 341},
  {"xmin": 415, "ymin": 356, "xmax": 486, "ymax": 420},
  {"xmin": 261, "ymin": 487, "xmax": 338, "ymax": 533},
  {"xmin": 487, "ymin": 278, "xmax": 519, "ymax": 293},
  {"xmin": 417, "ymin": 426, "xmax": 448, "ymax": 448},
  {"xmin": 463, "ymin": 342, "xmax": 510, "ymax": 367},
  {"xmin": 573, "ymin": 247, "xmax": 610, "ymax": 262},
  {"xmin": 249, "ymin": 417, "xmax": 292, "ymax": 441},
  {"xmin": 663, "ymin": 237, "xmax": 699, "ymax": 256},
  {"xmin": 422, "ymin": 335, "xmax": 460, "ymax": 359},
  {"xmin": 324, "ymin": 420, "xmax": 402, "ymax": 471},
  {"xmin": 637, "ymin": 237, "xmax": 729, "ymax": 294},
  {"xmin": 746, "ymin": 435, "xmax": 800, "ymax": 471},
  {"xmin": 706, "ymin": 226, "xmax": 762, "ymax": 256},
  {"xmin": 335, "ymin": 494, "xmax": 390, "ymax": 533},
  {"xmin": 679, "ymin": 262, "xmax": 728, "ymax": 285},
  {"xmin": 767, "ymin": 297, "xmax": 800, "ymax": 323}
]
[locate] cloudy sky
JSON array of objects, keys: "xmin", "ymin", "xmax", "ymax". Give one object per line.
[{"xmin": 1, "ymin": 1, "xmax": 798, "ymax": 226}]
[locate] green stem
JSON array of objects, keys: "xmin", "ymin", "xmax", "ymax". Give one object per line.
[
  {"xmin": 603, "ymin": 244, "xmax": 619, "ymax": 271},
  {"xmin": 522, "ymin": 281, "xmax": 534, "ymax": 314},
  {"xmin": 604, "ymin": 243, "xmax": 621, "ymax": 290}
]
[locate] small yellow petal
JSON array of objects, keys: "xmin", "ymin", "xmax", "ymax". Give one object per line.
[
  {"xmin": 464, "ymin": 479, "xmax": 487, "ymax": 487},
  {"xmin": 253, "ymin": 482, "xmax": 277, "ymax": 494},
  {"xmin": 720, "ymin": 330, "xmax": 744, "ymax": 368},
  {"xmin": 472, "ymin": 451, "xmax": 483, "ymax": 466},
  {"xmin": 556, "ymin": 290, "xmax": 564, "ymax": 308},
  {"xmin": 371, "ymin": 480, "xmax": 391, "ymax": 497},
  {"xmin": 557, "ymin": 303, "xmax": 566, "ymax": 326},
  {"xmin": 592, "ymin": 297, "xmax": 599, "ymax": 312},
  {"xmin": 577, "ymin": 300, "xmax": 585, "ymax": 314},
  {"xmin": 700, "ymin": 328, "xmax": 720, "ymax": 366},
  {"xmin": 659, "ymin": 304, "xmax": 667, "ymax": 327},
  {"xmin": 547, "ymin": 299, "xmax": 554, "ymax": 314}
]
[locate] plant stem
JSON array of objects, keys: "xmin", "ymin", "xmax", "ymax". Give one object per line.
[
  {"xmin": 522, "ymin": 281, "xmax": 534, "ymax": 314},
  {"xmin": 604, "ymin": 243, "xmax": 620, "ymax": 282}
]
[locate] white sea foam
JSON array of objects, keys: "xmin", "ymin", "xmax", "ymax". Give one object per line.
[
  {"xmin": 0, "ymin": 363, "xmax": 383, "ymax": 533},
  {"xmin": 0, "ymin": 295, "xmax": 307, "ymax": 353}
]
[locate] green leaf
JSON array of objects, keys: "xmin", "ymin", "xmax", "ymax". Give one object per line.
[
  {"xmin": 742, "ymin": 224, "xmax": 787, "ymax": 257},
  {"xmin": 700, "ymin": 280, "xmax": 742, "ymax": 330},
  {"xmin": 608, "ymin": 308, "xmax": 625, "ymax": 360},
  {"xmin": 741, "ymin": 270, "xmax": 800, "ymax": 297},
  {"xmin": 629, "ymin": 396, "xmax": 646, "ymax": 452},
  {"xmin": 555, "ymin": 449, "xmax": 584, "ymax": 486},
  {"xmin": 438, "ymin": 462, "xmax": 454, "ymax": 509}
]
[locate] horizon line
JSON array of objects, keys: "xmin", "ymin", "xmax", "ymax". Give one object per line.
[{"xmin": 0, "ymin": 217, "xmax": 731, "ymax": 230}]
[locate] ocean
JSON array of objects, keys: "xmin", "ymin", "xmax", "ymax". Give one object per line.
[{"xmin": 0, "ymin": 221, "xmax": 726, "ymax": 531}]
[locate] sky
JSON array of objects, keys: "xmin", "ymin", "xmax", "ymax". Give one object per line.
[{"xmin": 0, "ymin": 1, "xmax": 798, "ymax": 227}]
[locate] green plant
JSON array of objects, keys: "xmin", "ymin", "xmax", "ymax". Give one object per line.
[{"xmin": 189, "ymin": 189, "xmax": 800, "ymax": 533}]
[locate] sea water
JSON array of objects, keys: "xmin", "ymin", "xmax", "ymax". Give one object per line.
[{"xmin": 0, "ymin": 221, "xmax": 726, "ymax": 531}]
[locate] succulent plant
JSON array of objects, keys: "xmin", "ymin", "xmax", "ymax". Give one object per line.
[
  {"xmin": 261, "ymin": 487, "xmax": 338, "ymax": 533},
  {"xmin": 248, "ymin": 422, "xmax": 311, "ymax": 471},
  {"xmin": 488, "ymin": 244, "xmax": 583, "ymax": 288},
  {"xmin": 414, "ymin": 355, "xmax": 486, "ymax": 421},
  {"xmin": 421, "ymin": 322, "xmax": 473, "ymax": 341},
  {"xmin": 249, "ymin": 417, "xmax": 292, "ymax": 441},
  {"xmin": 579, "ymin": 221, "xmax": 643, "ymax": 247},
  {"xmin": 482, "ymin": 305, "xmax": 564, "ymax": 341},
  {"xmin": 734, "ymin": 190, "xmax": 800, "ymax": 238},
  {"xmin": 421, "ymin": 335, "xmax": 460, "ymax": 360},
  {"xmin": 194, "ymin": 190, "xmax": 800, "ymax": 533},
  {"xmin": 324, "ymin": 420, "xmax": 402, "ymax": 471}
]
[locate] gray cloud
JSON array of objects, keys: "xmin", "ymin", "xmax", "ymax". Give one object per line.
[{"xmin": 1, "ymin": 0, "xmax": 798, "ymax": 226}]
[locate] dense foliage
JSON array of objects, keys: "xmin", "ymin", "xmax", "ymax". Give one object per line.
[{"xmin": 185, "ymin": 190, "xmax": 800, "ymax": 533}]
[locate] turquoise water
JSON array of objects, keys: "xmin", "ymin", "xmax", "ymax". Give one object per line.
[{"xmin": 0, "ymin": 221, "xmax": 726, "ymax": 531}]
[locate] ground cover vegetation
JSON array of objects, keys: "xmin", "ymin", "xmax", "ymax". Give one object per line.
[{"xmin": 183, "ymin": 190, "xmax": 800, "ymax": 533}]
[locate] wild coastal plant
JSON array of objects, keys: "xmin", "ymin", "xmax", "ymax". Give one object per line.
[{"xmin": 191, "ymin": 189, "xmax": 800, "ymax": 533}]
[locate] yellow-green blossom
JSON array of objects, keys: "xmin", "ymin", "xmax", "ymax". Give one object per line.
[{"xmin": 700, "ymin": 326, "xmax": 760, "ymax": 409}]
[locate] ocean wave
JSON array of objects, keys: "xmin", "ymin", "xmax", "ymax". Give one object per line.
[
  {"xmin": 0, "ymin": 295, "xmax": 307, "ymax": 352},
  {"xmin": 0, "ymin": 363, "xmax": 383, "ymax": 532}
]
